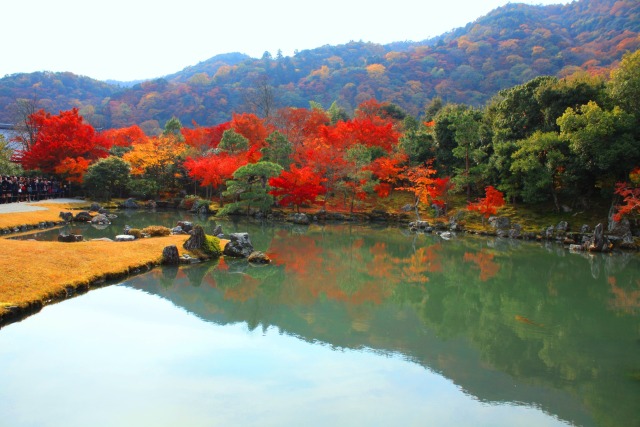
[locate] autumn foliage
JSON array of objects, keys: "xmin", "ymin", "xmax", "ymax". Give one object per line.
[
  {"xmin": 19, "ymin": 108, "xmax": 111, "ymax": 180},
  {"xmin": 613, "ymin": 167, "xmax": 640, "ymax": 221},
  {"xmin": 467, "ymin": 186, "xmax": 505, "ymax": 219},
  {"xmin": 269, "ymin": 165, "xmax": 327, "ymax": 212}
]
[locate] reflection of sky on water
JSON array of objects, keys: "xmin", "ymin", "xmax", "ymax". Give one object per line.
[{"xmin": 0, "ymin": 286, "xmax": 569, "ymax": 427}]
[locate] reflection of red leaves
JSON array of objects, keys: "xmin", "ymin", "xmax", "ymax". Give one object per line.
[
  {"xmin": 400, "ymin": 245, "xmax": 442, "ymax": 283},
  {"xmin": 463, "ymin": 251, "xmax": 500, "ymax": 281},
  {"xmin": 608, "ymin": 277, "xmax": 640, "ymax": 315},
  {"xmin": 268, "ymin": 231, "xmax": 323, "ymax": 275},
  {"xmin": 217, "ymin": 258, "xmax": 229, "ymax": 271},
  {"xmin": 223, "ymin": 276, "xmax": 260, "ymax": 302}
]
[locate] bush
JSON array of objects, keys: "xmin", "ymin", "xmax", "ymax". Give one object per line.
[
  {"xmin": 128, "ymin": 228, "xmax": 143, "ymax": 239},
  {"xmin": 180, "ymin": 195, "xmax": 200, "ymax": 210},
  {"xmin": 141, "ymin": 225, "xmax": 171, "ymax": 237},
  {"xmin": 127, "ymin": 179, "xmax": 160, "ymax": 199}
]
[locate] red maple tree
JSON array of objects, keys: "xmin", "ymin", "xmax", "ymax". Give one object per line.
[
  {"xmin": 613, "ymin": 167, "xmax": 640, "ymax": 221},
  {"xmin": 269, "ymin": 165, "xmax": 327, "ymax": 212},
  {"xmin": 19, "ymin": 108, "xmax": 111, "ymax": 173},
  {"xmin": 467, "ymin": 185, "xmax": 505, "ymax": 222}
]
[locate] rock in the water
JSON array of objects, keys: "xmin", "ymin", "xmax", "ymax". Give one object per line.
[
  {"xmin": 59, "ymin": 212, "xmax": 73, "ymax": 222},
  {"xmin": 223, "ymin": 232, "xmax": 254, "ymax": 258},
  {"xmin": 508, "ymin": 224, "xmax": 522, "ymax": 239},
  {"xmin": 90, "ymin": 214, "xmax": 111, "ymax": 225},
  {"xmin": 123, "ymin": 198, "xmax": 139, "ymax": 209},
  {"xmin": 409, "ymin": 220, "xmax": 430, "ymax": 231},
  {"xmin": 556, "ymin": 221, "xmax": 569, "ymax": 233},
  {"xmin": 74, "ymin": 211, "xmax": 92, "ymax": 222},
  {"xmin": 115, "ymin": 234, "xmax": 136, "ymax": 241},
  {"xmin": 588, "ymin": 223, "xmax": 611, "ymax": 252},
  {"xmin": 580, "ymin": 224, "xmax": 590, "ymax": 234},
  {"xmin": 177, "ymin": 221, "xmax": 193, "ymax": 233},
  {"xmin": 171, "ymin": 226, "xmax": 186, "ymax": 234},
  {"xmin": 544, "ymin": 226, "xmax": 555, "ymax": 239},
  {"xmin": 569, "ymin": 244, "xmax": 584, "ymax": 252},
  {"xmin": 89, "ymin": 203, "xmax": 101, "ymax": 212},
  {"xmin": 162, "ymin": 245, "xmax": 180, "ymax": 265},
  {"xmin": 183, "ymin": 225, "xmax": 206, "ymax": 250},
  {"xmin": 440, "ymin": 231, "xmax": 454, "ymax": 240},
  {"xmin": 145, "ymin": 200, "xmax": 157, "ymax": 209},
  {"xmin": 58, "ymin": 233, "xmax": 83, "ymax": 242},
  {"xmin": 248, "ymin": 251, "xmax": 271, "ymax": 264},
  {"xmin": 286, "ymin": 213, "xmax": 310, "ymax": 225},
  {"xmin": 212, "ymin": 225, "xmax": 223, "ymax": 237},
  {"xmin": 449, "ymin": 215, "xmax": 463, "ymax": 231}
]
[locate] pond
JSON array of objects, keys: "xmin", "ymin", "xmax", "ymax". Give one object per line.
[{"xmin": 1, "ymin": 211, "xmax": 639, "ymax": 427}]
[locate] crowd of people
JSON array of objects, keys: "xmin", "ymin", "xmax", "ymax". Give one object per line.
[{"xmin": 0, "ymin": 176, "xmax": 68, "ymax": 203}]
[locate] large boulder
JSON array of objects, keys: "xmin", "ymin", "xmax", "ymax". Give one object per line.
[
  {"xmin": 90, "ymin": 214, "xmax": 111, "ymax": 225},
  {"xmin": 609, "ymin": 218, "xmax": 631, "ymax": 237},
  {"xmin": 59, "ymin": 212, "xmax": 73, "ymax": 222},
  {"xmin": 123, "ymin": 198, "xmax": 139, "ymax": 209},
  {"xmin": 58, "ymin": 233, "xmax": 83, "ymax": 242},
  {"xmin": 183, "ymin": 225, "xmax": 206, "ymax": 251},
  {"xmin": 177, "ymin": 221, "xmax": 194, "ymax": 233},
  {"xmin": 508, "ymin": 224, "xmax": 522, "ymax": 239},
  {"xmin": 248, "ymin": 251, "xmax": 271, "ymax": 264},
  {"xmin": 74, "ymin": 211, "xmax": 92, "ymax": 222},
  {"xmin": 588, "ymin": 223, "xmax": 612, "ymax": 252},
  {"xmin": 287, "ymin": 213, "xmax": 310, "ymax": 225},
  {"xmin": 223, "ymin": 233, "xmax": 254, "ymax": 258},
  {"xmin": 162, "ymin": 245, "xmax": 180, "ymax": 265},
  {"xmin": 556, "ymin": 221, "xmax": 570, "ymax": 233},
  {"xmin": 488, "ymin": 216, "xmax": 510, "ymax": 230}
]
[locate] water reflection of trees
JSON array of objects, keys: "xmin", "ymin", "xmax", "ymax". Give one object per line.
[{"xmin": 134, "ymin": 226, "xmax": 639, "ymax": 427}]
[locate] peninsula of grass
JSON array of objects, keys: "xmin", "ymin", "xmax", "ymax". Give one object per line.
[
  {"xmin": 0, "ymin": 234, "xmax": 192, "ymax": 325},
  {"xmin": 0, "ymin": 201, "xmax": 90, "ymax": 232},
  {"xmin": 0, "ymin": 202, "xmax": 211, "ymax": 326}
]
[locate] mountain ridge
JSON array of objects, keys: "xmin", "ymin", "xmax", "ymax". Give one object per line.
[{"xmin": 0, "ymin": 0, "xmax": 638, "ymax": 129}]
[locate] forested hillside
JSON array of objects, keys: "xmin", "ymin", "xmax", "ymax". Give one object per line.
[{"xmin": 0, "ymin": 0, "xmax": 638, "ymax": 131}]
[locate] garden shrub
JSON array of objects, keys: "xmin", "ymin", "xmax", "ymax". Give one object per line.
[
  {"xmin": 128, "ymin": 228, "xmax": 143, "ymax": 239},
  {"xmin": 141, "ymin": 225, "xmax": 171, "ymax": 237}
]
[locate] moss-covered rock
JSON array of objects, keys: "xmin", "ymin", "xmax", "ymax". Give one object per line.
[{"xmin": 202, "ymin": 235, "xmax": 222, "ymax": 257}]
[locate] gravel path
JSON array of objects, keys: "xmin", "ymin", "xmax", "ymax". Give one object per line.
[{"xmin": 0, "ymin": 199, "xmax": 87, "ymax": 214}]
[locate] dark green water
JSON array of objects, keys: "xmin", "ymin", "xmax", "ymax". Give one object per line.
[{"xmin": 1, "ymin": 211, "xmax": 639, "ymax": 426}]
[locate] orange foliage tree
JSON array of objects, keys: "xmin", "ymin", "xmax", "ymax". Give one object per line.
[
  {"xmin": 123, "ymin": 134, "xmax": 187, "ymax": 194},
  {"xmin": 395, "ymin": 161, "xmax": 441, "ymax": 220}
]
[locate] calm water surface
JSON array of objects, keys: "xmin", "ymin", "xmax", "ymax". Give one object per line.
[{"xmin": 1, "ymin": 211, "xmax": 639, "ymax": 426}]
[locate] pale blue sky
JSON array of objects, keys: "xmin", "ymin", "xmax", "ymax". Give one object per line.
[{"xmin": 2, "ymin": 0, "xmax": 572, "ymax": 82}]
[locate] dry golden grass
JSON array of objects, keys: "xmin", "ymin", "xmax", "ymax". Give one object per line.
[
  {"xmin": 0, "ymin": 202, "xmax": 89, "ymax": 230},
  {"xmin": 0, "ymin": 235, "xmax": 190, "ymax": 314}
]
